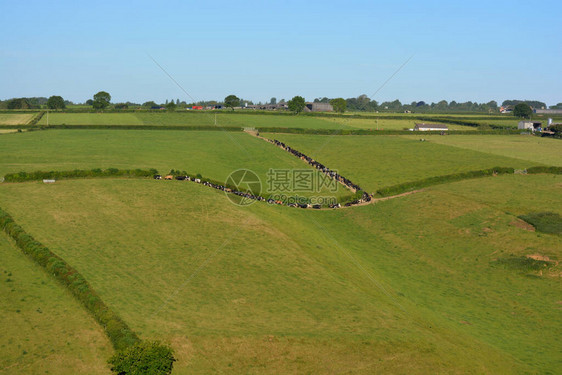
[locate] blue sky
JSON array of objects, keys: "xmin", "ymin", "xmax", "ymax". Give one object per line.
[{"xmin": 1, "ymin": 0, "xmax": 561, "ymax": 105}]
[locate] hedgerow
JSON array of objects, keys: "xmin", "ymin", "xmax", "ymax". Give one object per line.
[
  {"xmin": 0, "ymin": 207, "xmax": 139, "ymax": 350},
  {"xmin": 4, "ymin": 168, "xmax": 158, "ymax": 182},
  {"xmin": 375, "ymin": 167, "xmax": 515, "ymax": 197},
  {"xmin": 256, "ymin": 127, "xmax": 521, "ymax": 135},
  {"xmin": 526, "ymin": 166, "xmax": 562, "ymax": 174}
]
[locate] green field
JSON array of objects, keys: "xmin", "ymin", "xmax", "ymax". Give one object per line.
[
  {"xmin": 0, "ymin": 113, "xmax": 35, "ymax": 125},
  {"xmin": 36, "ymin": 112, "xmax": 347, "ymax": 129},
  {"xmin": 0, "ymin": 236, "xmax": 111, "ymax": 374},
  {"xmin": 262, "ymin": 133, "xmax": 542, "ymax": 192},
  {"xmin": 1, "ymin": 123, "xmax": 561, "ymax": 373},
  {"xmin": 402, "ymin": 134, "xmax": 562, "ymax": 166},
  {"xmin": 0, "ymin": 174, "xmax": 560, "ymax": 373},
  {"xmin": 35, "ymin": 112, "xmax": 480, "ymax": 130},
  {"xmin": 0, "ymin": 130, "xmax": 351, "ymax": 200}
]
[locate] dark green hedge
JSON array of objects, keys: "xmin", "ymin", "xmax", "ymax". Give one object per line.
[
  {"xmin": 0, "ymin": 208, "xmax": 139, "ymax": 350},
  {"xmin": 257, "ymin": 127, "xmax": 522, "ymax": 136},
  {"xmin": 375, "ymin": 167, "xmax": 515, "ymax": 197},
  {"xmin": 4, "ymin": 168, "xmax": 158, "ymax": 182},
  {"xmin": 108, "ymin": 341, "xmax": 175, "ymax": 375},
  {"xmin": 526, "ymin": 166, "xmax": 562, "ymax": 174}
]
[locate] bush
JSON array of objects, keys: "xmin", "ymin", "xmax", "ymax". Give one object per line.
[
  {"xmin": 108, "ymin": 341, "xmax": 175, "ymax": 375},
  {"xmin": 519, "ymin": 212, "xmax": 562, "ymax": 236}
]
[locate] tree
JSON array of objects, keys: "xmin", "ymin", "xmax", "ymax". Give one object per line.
[
  {"xmin": 47, "ymin": 95, "xmax": 66, "ymax": 110},
  {"xmin": 224, "ymin": 95, "xmax": 240, "ymax": 111},
  {"xmin": 551, "ymin": 103, "xmax": 562, "ymax": 109},
  {"xmin": 514, "ymin": 103, "xmax": 532, "ymax": 119},
  {"xmin": 270, "ymin": 97, "xmax": 277, "ymax": 105},
  {"xmin": 165, "ymin": 101, "xmax": 177, "ymax": 111},
  {"xmin": 142, "ymin": 101, "xmax": 157, "ymax": 108},
  {"xmin": 86, "ymin": 99, "xmax": 94, "ymax": 106},
  {"xmin": 114, "ymin": 103, "xmax": 128, "ymax": 109},
  {"xmin": 330, "ymin": 98, "xmax": 346, "ymax": 113},
  {"xmin": 7, "ymin": 98, "xmax": 32, "ymax": 109},
  {"xmin": 287, "ymin": 96, "xmax": 306, "ymax": 114},
  {"xmin": 93, "ymin": 91, "xmax": 111, "ymax": 110}
]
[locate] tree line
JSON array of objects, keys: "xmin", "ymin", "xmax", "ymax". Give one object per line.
[{"xmin": 2, "ymin": 93, "xmax": 560, "ymax": 114}]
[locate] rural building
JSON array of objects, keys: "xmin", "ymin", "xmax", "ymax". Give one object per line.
[
  {"xmin": 246, "ymin": 103, "xmax": 288, "ymax": 110},
  {"xmin": 518, "ymin": 120, "xmax": 542, "ymax": 131},
  {"xmin": 414, "ymin": 123, "xmax": 449, "ymax": 131},
  {"xmin": 534, "ymin": 109, "xmax": 562, "ymax": 115},
  {"xmin": 304, "ymin": 102, "xmax": 333, "ymax": 112}
]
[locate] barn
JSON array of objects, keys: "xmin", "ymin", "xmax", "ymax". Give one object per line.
[
  {"xmin": 304, "ymin": 102, "xmax": 333, "ymax": 112},
  {"xmin": 414, "ymin": 123, "xmax": 449, "ymax": 131}
]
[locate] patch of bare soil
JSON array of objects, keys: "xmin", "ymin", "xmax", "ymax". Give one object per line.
[
  {"xmin": 510, "ymin": 219, "xmax": 535, "ymax": 232},
  {"xmin": 526, "ymin": 254, "xmax": 557, "ymax": 265}
]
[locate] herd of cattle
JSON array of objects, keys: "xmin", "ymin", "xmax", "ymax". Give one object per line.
[
  {"xmin": 267, "ymin": 138, "xmax": 372, "ymax": 204},
  {"xmin": 153, "ymin": 173, "xmax": 342, "ymax": 208},
  {"xmin": 152, "ymin": 138, "xmax": 371, "ymax": 209}
]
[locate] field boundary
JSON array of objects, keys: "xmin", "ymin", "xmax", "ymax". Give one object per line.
[
  {"xmin": 249, "ymin": 132, "xmax": 372, "ymax": 206},
  {"xmin": 0, "ymin": 207, "xmax": 140, "ymax": 351},
  {"xmin": 0, "ymin": 123, "xmax": 525, "ymax": 136},
  {"xmin": 373, "ymin": 166, "xmax": 562, "ymax": 197}
]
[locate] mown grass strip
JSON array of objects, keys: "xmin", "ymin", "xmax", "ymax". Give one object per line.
[
  {"xmin": 0, "ymin": 207, "xmax": 140, "ymax": 351},
  {"xmin": 375, "ymin": 167, "xmax": 516, "ymax": 197}
]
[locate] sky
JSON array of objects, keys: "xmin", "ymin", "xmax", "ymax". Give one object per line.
[{"xmin": 1, "ymin": 0, "xmax": 561, "ymax": 106}]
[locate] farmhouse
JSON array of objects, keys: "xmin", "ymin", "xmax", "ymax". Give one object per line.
[
  {"xmin": 414, "ymin": 123, "xmax": 449, "ymax": 131},
  {"xmin": 304, "ymin": 102, "xmax": 333, "ymax": 112},
  {"xmin": 518, "ymin": 120, "xmax": 542, "ymax": 132}
]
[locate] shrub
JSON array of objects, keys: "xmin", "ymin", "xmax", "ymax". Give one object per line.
[
  {"xmin": 108, "ymin": 341, "xmax": 175, "ymax": 375},
  {"xmin": 519, "ymin": 212, "xmax": 562, "ymax": 236}
]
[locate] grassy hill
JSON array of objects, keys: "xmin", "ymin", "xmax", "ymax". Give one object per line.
[
  {"xmin": 0, "ymin": 236, "xmax": 111, "ymax": 374},
  {"xmin": 0, "ymin": 174, "xmax": 560, "ymax": 373}
]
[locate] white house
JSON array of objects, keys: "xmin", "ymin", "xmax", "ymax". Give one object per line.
[{"xmin": 518, "ymin": 120, "xmax": 542, "ymax": 132}]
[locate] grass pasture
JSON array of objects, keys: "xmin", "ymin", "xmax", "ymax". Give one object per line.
[
  {"xmin": 402, "ymin": 134, "xmax": 562, "ymax": 167},
  {"xmin": 1, "ymin": 123, "xmax": 561, "ymax": 373},
  {"xmin": 2, "ymin": 177, "xmax": 560, "ymax": 373},
  {"xmin": 33, "ymin": 111, "xmax": 498, "ymax": 131},
  {"xmin": 263, "ymin": 133, "xmax": 542, "ymax": 192},
  {"xmin": 0, "ymin": 130, "xmax": 351, "ymax": 201},
  {"xmin": 36, "ymin": 112, "xmax": 347, "ymax": 129},
  {"xmin": 0, "ymin": 114, "xmax": 34, "ymax": 126},
  {"xmin": 0, "ymin": 236, "xmax": 111, "ymax": 374}
]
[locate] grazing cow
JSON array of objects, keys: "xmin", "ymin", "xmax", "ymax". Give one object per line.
[
  {"xmin": 153, "ymin": 175, "xmax": 162, "ymax": 180},
  {"xmin": 175, "ymin": 176, "xmax": 186, "ymax": 180},
  {"xmin": 164, "ymin": 175, "xmax": 173, "ymax": 180}
]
